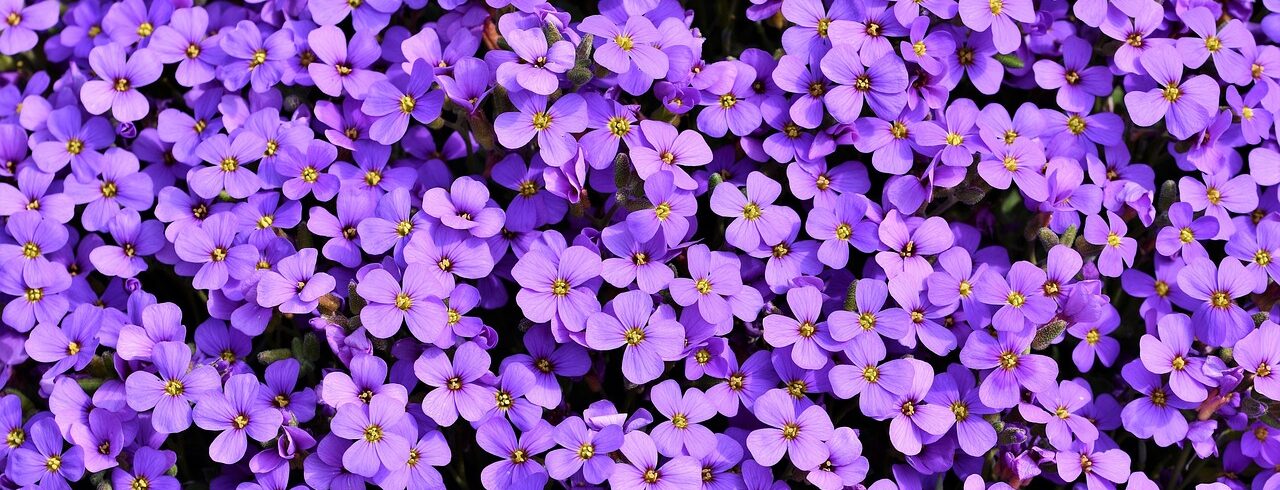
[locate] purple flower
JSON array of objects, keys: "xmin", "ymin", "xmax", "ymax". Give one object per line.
[
  {"xmin": 7, "ymin": 418, "xmax": 84, "ymax": 489},
  {"xmin": 24, "ymin": 304, "xmax": 100, "ymax": 380},
  {"xmin": 331, "ymin": 396, "xmax": 411, "ymax": 477},
  {"xmin": 494, "ymin": 92, "xmax": 587, "ymax": 167},
  {"xmin": 513, "ymin": 239, "xmax": 601, "ymax": 335},
  {"xmin": 363, "ymin": 60, "xmax": 445, "ymax": 145},
  {"xmin": 763, "ymin": 285, "xmax": 838, "ymax": 369},
  {"xmin": 668, "ymin": 244, "xmax": 764, "ymax": 325},
  {"xmin": 586, "ymin": 290, "xmax": 684, "ymax": 384},
  {"xmin": 307, "ymin": 26, "xmax": 383, "ymax": 98},
  {"xmin": 960, "ymin": 327, "xmax": 1059, "ymax": 409},
  {"xmin": 1120, "ymin": 361, "xmax": 1194, "ymax": 447},
  {"xmin": 219, "ymin": 20, "xmax": 295, "ymax": 93},
  {"xmin": 820, "ymin": 46, "xmax": 908, "ymax": 123},
  {"xmin": 1139, "ymin": 313, "xmax": 1216, "ymax": 402},
  {"xmin": 697, "ymin": 61, "xmax": 763, "ymax": 137},
  {"xmin": 194, "ymin": 373, "xmax": 284, "ymax": 464},
  {"xmin": 80, "ymin": 43, "xmax": 160, "ymax": 122},
  {"xmin": 1055, "ymin": 442, "xmax": 1131, "ymax": 490},
  {"xmin": 1177, "ymin": 258, "xmax": 1254, "ymax": 347},
  {"xmin": 875, "ymin": 209, "xmax": 953, "ymax": 280},
  {"xmin": 257, "ymin": 248, "xmax": 336, "ymax": 314},
  {"xmin": 1017, "ymin": 379, "xmax": 1098, "ymax": 449},
  {"xmin": 1124, "ymin": 45, "xmax": 1220, "ymax": 140},
  {"xmin": 0, "ymin": 0, "xmax": 56, "ymax": 55},
  {"xmin": 124, "ymin": 340, "xmax": 220, "ymax": 433},
  {"xmin": 1084, "ymin": 211, "xmax": 1137, "ymax": 277},
  {"xmin": 878, "ymin": 362, "xmax": 953, "ymax": 456},
  {"xmin": 492, "ymin": 25, "xmax": 574, "ymax": 95},
  {"xmin": 711, "ymin": 171, "xmax": 801, "ymax": 251},
  {"xmin": 631, "ymin": 120, "xmax": 712, "ymax": 191},
  {"xmin": 957, "ymin": 0, "xmax": 1034, "ymax": 53},
  {"xmin": 111, "ymin": 447, "xmax": 179, "ymax": 490},
  {"xmin": 189, "ymin": 132, "xmax": 265, "ymax": 200},
  {"xmin": 477, "ymin": 419, "xmax": 554, "ymax": 490},
  {"xmin": 745, "ymin": 389, "xmax": 833, "ymax": 470},
  {"xmin": 357, "ymin": 264, "xmax": 446, "ymax": 340},
  {"xmin": 924, "ymin": 365, "xmax": 997, "ymax": 457},
  {"xmin": 547, "ymin": 417, "xmax": 622, "ymax": 484},
  {"xmin": 609, "ymin": 431, "xmax": 701, "ymax": 490},
  {"xmin": 421, "ymin": 176, "xmax": 506, "ymax": 239},
  {"xmin": 416, "ymin": 341, "xmax": 494, "ymax": 427},
  {"xmin": 578, "ymin": 15, "xmax": 669, "ymax": 93},
  {"xmin": 33, "ymin": 106, "xmax": 114, "ymax": 177},
  {"xmin": 975, "ymin": 261, "xmax": 1057, "ymax": 332},
  {"xmin": 649, "ymin": 380, "xmax": 717, "ymax": 458},
  {"xmin": 174, "ymin": 213, "xmax": 256, "ymax": 290},
  {"xmin": 148, "ymin": 7, "xmax": 222, "ymax": 87}
]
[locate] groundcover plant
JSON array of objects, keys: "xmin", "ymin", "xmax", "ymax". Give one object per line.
[{"xmin": 0, "ymin": 0, "xmax": 1279, "ymax": 488}]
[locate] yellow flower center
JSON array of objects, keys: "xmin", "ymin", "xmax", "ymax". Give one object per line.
[
  {"xmin": 1007, "ymin": 291, "xmax": 1026, "ymax": 307},
  {"xmin": 607, "ymin": 117, "xmax": 630, "ymax": 137},
  {"xmin": 186, "ymin": 43, "xmax": 200, "ymax": 59},
  {"xmin": 552, "ymin": 278, "xmax": 570, "ymax": 296},
  {"xmin": 816, "ymin": 18, "xmax": 831, "ymax": 37},
  {"xmin": 890, "ymin": 121, "xmax": 909, "ymax": 139},
  {"xmin": 696, "ymin": 278, "xmax": 713, "ymax": 294},
  {"xmin": 999, "ymin": 351, "xmax": 1019, "ymax": 370},
  {"xmin": 951, "ymin": 402, "xmax": 969, "ymax": 421},
  {"xmin": 654, "ymin": 202, "xmax": 672, "ymax": 220},
  {"xmin": 363, "ymin": 425, "xmax": 383, "ymax": 442},
  {"xmin": 718, "ymin": 94, "xmax": 737, "ymax": 109},
  {"xmin": 614, "ymin": 34, "xmax": 634, "ymax": 51},
  {"xmin": 643, "ymin": 468, "xmax": 660, "ymax": 483},
  {"xmin": 45, "ymin": 455, "xmax": 61, "ymax": 472},
  {"xmin": 4, "ymin": 12, "xmax": 18, "ymax": 26},
  {"xmin": 945, "ymin": 132, "xmax": 964, "ymax": 146},
  {"xmin": 859, "ymin": 312, "xmax": 876, "ymax": 331},
  {"xmin": 164, "ymin": 379, "xmax": 184, "ymax": 396},
  {"xmin": 137, "ymin": 22, "xmax": 153, "ymax": 37},
  {"xmin": 21, "ymin": 242, "xmax": 39, "ymax": 259},
  {"xmin": 835, "ymin": 223, "xmax": 852, "ymax": 240},
  {"xmin": 1258, "ymin": 250, "xmax": 1273, "ymax": 266},
  {"xmin": 395, "ymin": 293, "xmax": 413, "ymax": 310},
  {"xmin": 781, "ymin": 423, "xmax": 801, "ymax": 440},
  {"xmin": 742, "ymin": 203, "xmax": 762, "ymax": 220},
  {"xmin": 900, "ymin": 400, "xmax": 916, "ymax": 416},
  {"xmin": 399, "ymin": 95, "xmax": 416, "ymax": 114},
  {"xmin": 1205, "ymin": 36, "xmax": 1222, "ymax": 53},
  {"xmin": 532, "ymin": 112, "xmax": 552, "ymax": 130},
  {"xmin": 1207, "ymin": 188, "xmax": 1222, "ymax": 204},
  {"xmin": 1211, "ymin": 291, "xmax": 1232, "ymax": 308},
  {"xmin": 66, "ymin": 138, "xmax": 83, "ymax": 155},
  {"xmin": 625, "ymin": 327, "xmax": 645, "ymax": 346},
  {"xmin": 25, "ymin": 288, "xmax": 41, "ymax": 302},
  {"xmin": 1151, "ymin": 387, "xmax": 1167, "ymax": 407},
  {"xmin": 798, "ymin": 321, "xmax": 816, "ymax": 337},
  {"xmin": 495, "ymin": 390, "xmax": 513, "ymax": 409},
  {"xmin": 250, "ymin": 49, "xmax": 267, "ymax": 68},
  {"xmin": 1171, "ymin": 356, "xmax": 1187, "ymax": 370},
  {"xmin": 1106, "ymin": 232, "xmax": 1122, "ymax": 247},
  {"xmin": 395, "ymin": 220, "xmax": 413, "ymax": 236},
  {"xmin": 301, "ymin": 166, "xmax": 318, "ymax": 183},
  {"xmin": 210, "ymin": 247, "xmax": 227, "ymax": 262},
  {"xmin": 1086, "ymin": 329, "xmax": 1100, "ymax": 345},
  {"xmin": 232, "ymin": 414, "xmax": 250, "ymax": 429},
  {"xmin": 5, "ymin": 428, "xmax": 23, "ymax": 448},
  {"xmin": 989, "ymin": 0, "xmax": 1003, "ymax": 14},
  {"xmin": 220, "ymin": 157, "xmax": 238, "ymax": 172},
  {"xmin": 672, "ymin": 413, "xmax": 689, "ymax": 429},
  {"xmin": 1162, "ymin": 85, "xmax": 1182, "ymax": 102},
  {"xmin": 1064, "ymin": 70, "xmax": 1080, "ymax": 85},
  {"xmin": 862, "ymin": 366, "xmax": 879, "ymax": 382},
  {"xmin": 959, "ymin": 281, "xmax": 973, "ymax": 297},
  {"xmin": 577, "ymin": 443, "xmax": 595, "ymax": 460},
  {"xmin": 913, "ymin": 41, "xmax": 927, "ymax": 56},
  {"xmin": 512, "ymin": 449, "xmax": 528, "ymax": 463},
  {"xmin": 1067, "ymin": 115, "xmax": 1087, "ymax": 135},
  {"xmin": 1002, "ymin": 155, "xmax": 1018, "ymax": 171}
]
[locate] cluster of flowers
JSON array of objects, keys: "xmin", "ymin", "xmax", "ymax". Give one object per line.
[{"xmin": 1, "ymin": 0, "xmax": 1280, "ymax": 487}]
